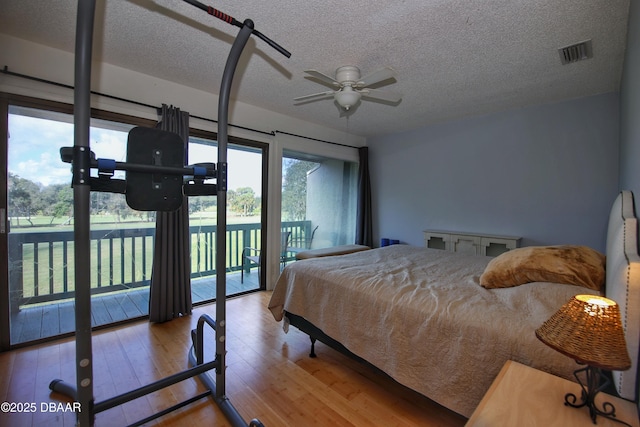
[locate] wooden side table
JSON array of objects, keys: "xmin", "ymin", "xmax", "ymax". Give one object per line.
[{"xmin": 466, "ymin": 360, "xmax": 640, "ymax": 427}]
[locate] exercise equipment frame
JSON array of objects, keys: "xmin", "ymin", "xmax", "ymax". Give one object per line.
[{"xmin": 49, "ymin": 2, "xmax": 289, "ymax": 426}]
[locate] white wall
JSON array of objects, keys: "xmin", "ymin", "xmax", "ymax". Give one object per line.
[{"xmin": 368, "ymin": 92, "xmax": 620, "ymax": 252}]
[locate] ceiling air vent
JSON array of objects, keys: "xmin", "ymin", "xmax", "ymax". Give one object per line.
[{"xmin": 558, "ymin": 40, "xmax": 593, "ymax": 65}]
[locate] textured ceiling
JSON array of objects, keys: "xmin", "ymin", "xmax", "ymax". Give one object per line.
[{"xmin": 0, "ymin": 0, "xmax": 631, "ymax": 137}]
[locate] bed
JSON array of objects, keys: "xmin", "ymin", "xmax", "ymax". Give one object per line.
[{"xmin": 268, "ymin": 190, "xmax": 640, "ymax": 417}]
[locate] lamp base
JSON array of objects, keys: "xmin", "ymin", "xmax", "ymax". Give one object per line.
[{"xmin": 565, "ymin": 365, "xmax": 631, "ymax": 426}]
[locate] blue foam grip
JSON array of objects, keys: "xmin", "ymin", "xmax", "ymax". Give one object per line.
[
  {"xmin": 97, "ymin": 158, "xmax": 116, "ymax": 173},
  {"xmin": 193, "ymin": 166, "xmax": 207, "ymax": 178}
]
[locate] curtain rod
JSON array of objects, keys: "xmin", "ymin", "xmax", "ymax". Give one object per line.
[
  {"xmin": 2, "ymin": 65, "xmax": 275, "ymax": 137},
  {"xmin": 2, "ymin": 66, "xmax": 360, "ymax": 148}
]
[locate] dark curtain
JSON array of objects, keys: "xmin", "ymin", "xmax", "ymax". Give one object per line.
[
  {"xmin": 355, "ymin": 146, "xmax": 373, "ymax": 247},
  {"xmin": 149, "ymin": 104, "xmax": 192, "ymax": 322}
]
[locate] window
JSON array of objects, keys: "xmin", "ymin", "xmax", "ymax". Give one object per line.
[
  {"xmin": 2, "ymin": 100, "xmax": 266, "ymax": 347},
  {"xmin": 187, "ymin": 135, "xmax": 266, "ymax": 299},
  {"xmin": 6, "ymin": 105, "xmax": 150, "ymax": 345},
  {"xmin": 282, "ymin": 150, "xmax": 358, "ymax": 253}
]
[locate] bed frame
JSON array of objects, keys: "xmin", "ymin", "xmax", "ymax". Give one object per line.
[
  {"xmin": 285, "ymin": 190, "xmax": 640, "ymax": 407},
  {"xmin": 286, "ymin": 311, "xmax": 367, "ymax": 361}
]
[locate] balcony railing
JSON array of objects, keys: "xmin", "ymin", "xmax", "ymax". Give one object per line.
[{"xmin": 8, "ymin": 220, "xmax": 312, "ymax": 311}]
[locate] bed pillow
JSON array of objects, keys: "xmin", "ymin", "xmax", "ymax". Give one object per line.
[{"xmin": 479, "ymin": 245, "xmax": 605, "ymax": 290}]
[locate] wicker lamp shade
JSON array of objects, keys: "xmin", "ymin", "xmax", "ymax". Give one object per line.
[{"xmin": 535, "ymin": 295, "xmax": 631, "ymax": 371}]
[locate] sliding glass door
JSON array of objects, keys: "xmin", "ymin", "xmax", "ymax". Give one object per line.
[
  {"xmin": 187, "ymin": 135, "xmax": 267, "ymax": 301},
  {"xmin": 5, "ymin": 104, "xmax": 146, "ymax": 345},
  {"xmin": 282, "ymin": 150, "xmax": 358, "ymax": 258},
  {"xmin": 1, "ymin": 98, "xmax": 266, "ymax": 347}
]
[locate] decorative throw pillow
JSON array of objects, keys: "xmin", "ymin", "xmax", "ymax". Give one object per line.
[{"xmin": 479, "ymin": 245, "xmax": 605, "ymax": 290}]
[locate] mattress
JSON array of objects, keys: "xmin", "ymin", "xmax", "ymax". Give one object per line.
[{"xmin": 268, "ymin": 244, "xmax": 597, "ymax": 417}]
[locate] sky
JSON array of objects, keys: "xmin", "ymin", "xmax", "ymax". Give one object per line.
[{"xmin": 8, "ymin": 113, "xmax": 263, "ymax": 194}]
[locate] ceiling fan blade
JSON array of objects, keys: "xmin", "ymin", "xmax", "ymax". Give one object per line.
[
  {"xmin": 357, "ymin": 67, "xmax": 397, "ymax": 87},
  {"xmin": 360, "ymin": 88, "xmax": 402, "ymax": 103},
  {"xmin": 304, "ymin": 70, "xmax": 341, "ymax": 87},
  {"xmin": 294, "ymin": 91, "xmax": 336, "ymax": 102}
]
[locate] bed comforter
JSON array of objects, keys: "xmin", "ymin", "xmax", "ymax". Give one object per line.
[{"xmin": 268, "ymin": 244, "xmax": 598, "ymax": 417}]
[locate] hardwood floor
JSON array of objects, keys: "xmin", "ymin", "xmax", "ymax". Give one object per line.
[{"xmin": 0, "ymin": 291, "xmax": 467, "ymax": 427}]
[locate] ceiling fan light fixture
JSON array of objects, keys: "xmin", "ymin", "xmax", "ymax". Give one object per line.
[
  {"xmin": 335, "ymin": 86, "xmax": 361, "ymax": 110},
  {"xmin": 295, "ymin": 65, "xmax": 400, "ymax": 112}
]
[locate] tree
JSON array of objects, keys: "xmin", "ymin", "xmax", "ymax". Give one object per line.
[
  {"xmin": 281, "ymin": 159, "xmax": 316, "ymax": 221},
  {"xmin": 111, "ymin": 195, "xmax": 132, "ymax": 222},
  {"xmin": 189, "ymin": 195, "xmax": 216, "ymax": 215},
  {"xmin": 228, "ymin": 187, "xmax": 257, "ymax": 216},
  {"xmin": 42, "ymin": 183, "xmax": 73, "ymax": 224},
  {"xmin": 7, "ymin": 173, "xmax": 42, "ymax": 226}
]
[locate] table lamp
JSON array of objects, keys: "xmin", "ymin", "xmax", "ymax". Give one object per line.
[{"xmin": 535, "ymin": 295, "xmax": 632, "ymax": 425}]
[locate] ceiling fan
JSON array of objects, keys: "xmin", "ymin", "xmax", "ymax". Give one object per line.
[{"xmin": 294, "ymin": 66, "xmax": 402, "ymax": 111}]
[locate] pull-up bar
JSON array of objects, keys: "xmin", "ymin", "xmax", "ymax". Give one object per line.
[
  {"xmin": 181, "ymin": 0, "xmax": 291, "ymax": 58},
  {"xmin": 49, "ymin": 1, "xmax": 289, "ymax": 426}
]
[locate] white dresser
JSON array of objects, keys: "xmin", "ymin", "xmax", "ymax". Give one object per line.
[{"xmin": 423, "ymin": 229, "xmax": 521, "ymax": 257}]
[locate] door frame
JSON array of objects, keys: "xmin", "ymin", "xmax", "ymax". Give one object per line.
[{"xmin": 0, "ymin": 93, "xmax": 270, "ymax": 350}]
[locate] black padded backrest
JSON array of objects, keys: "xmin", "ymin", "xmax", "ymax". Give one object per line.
[{"xmin": 125, "ymin": 127, "xmax": 185, "ymax": 211}]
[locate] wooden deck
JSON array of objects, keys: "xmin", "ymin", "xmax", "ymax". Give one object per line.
[{"xmin": 9, "ymin": 271, "xmax": 260, "ymax": 346}]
